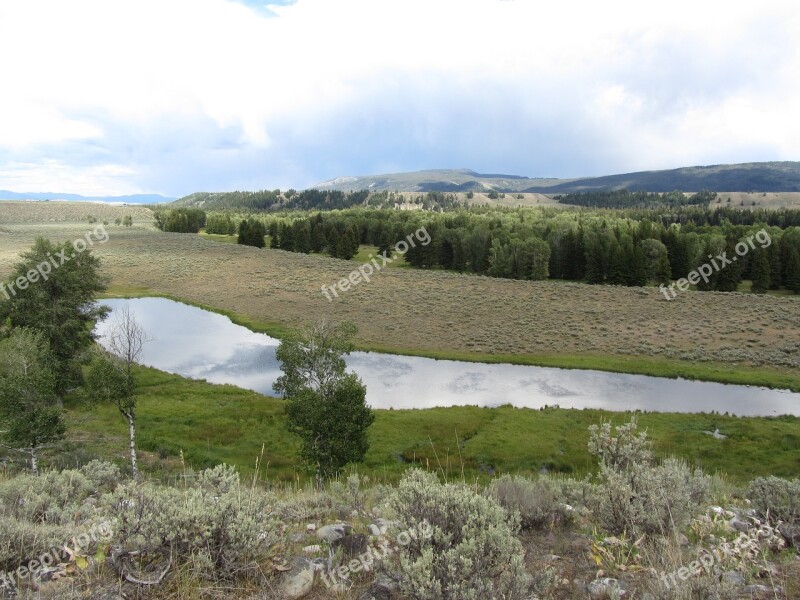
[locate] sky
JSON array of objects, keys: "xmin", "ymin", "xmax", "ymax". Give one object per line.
[{"xmin": 0, "ymin": 0, "xmax": 798, "ymax": 197}]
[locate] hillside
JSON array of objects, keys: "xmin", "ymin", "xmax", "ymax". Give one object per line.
[{"xmin": 311, "ymin": 162, "xmax": 800, "ymax": 193}]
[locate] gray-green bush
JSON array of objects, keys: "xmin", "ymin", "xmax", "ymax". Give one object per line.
[
  {"xmin": 387, "ymin": 469, "xmax": 531, "ymax": 600},
  {"xmin": 588, "ymin": 419, "xmax": 710, "ymax": 535},
  {"xmin": 103, "ymin": 464, "xmax": 277, "ymax": 577},
  {"xmin": 748, "ymin": 476, "xmax": 800, "ymax": 525},
  {"xmin": 487, "ymin": 474, "xmax": 574, "ymax": 530}
]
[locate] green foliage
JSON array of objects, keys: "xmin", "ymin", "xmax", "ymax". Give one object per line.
[
  {"xmin": 588, "ymin": 418, "xmax": 710, "ymax": 535},
  {"xmin": 0, "ymin": 238, "xmax": 108, "ymax": 395},
  {"xmin": 285, "ymin": 374, "xmax": 374, "ymax": 478},
  {"xmin": 153, "ymin": 207, "xmax": 206, "ymax": 233},
  {"xmin": 205, "ymin": 213, "xmax": 237, "ymax": 235},
  {"xmin": 0, "ymin": 329, "xmax": 65, "ymax": 472},
  {"xmin": 274, "ymin": 321, "xmax": 374, "ymax": 478},
  {"xmin": 237, "ymin": 218, "xmax": 266, "ymax": 248},
  {"xmin": 387, "ymin": 469, "xmax": 532, "ymax": 600}
]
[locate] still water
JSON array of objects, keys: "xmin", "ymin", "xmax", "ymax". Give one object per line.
[{"xmin": 94, "ymin": 298, "xmax": 800, "ymax": 417}]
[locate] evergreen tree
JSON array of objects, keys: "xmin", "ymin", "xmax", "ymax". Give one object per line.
[
  {"xmin": 785, "ymin": 247, "xmax": 800, "ymax": 294},
  {"xmin": 715, "ymin": 241, "xmax": 742, "ymax": 292},
  {"xmin": 750, "ymin": 249, "xmax": 771, "ymax": 294}
]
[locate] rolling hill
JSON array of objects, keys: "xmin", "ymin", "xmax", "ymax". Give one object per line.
[{"xmin": 311, "ymin": 162, "xmax": 800, "ymax": 193}]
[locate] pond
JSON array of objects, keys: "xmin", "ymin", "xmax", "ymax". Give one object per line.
[{"xmin": 93, "ymin": 297, "xmax": 800, "ymax": 417}]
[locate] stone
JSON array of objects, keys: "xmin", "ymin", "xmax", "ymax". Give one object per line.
[
  {"xmin": 368, "ymin": 523, "xmax": 381, "ymax": 537},
  {"xmin": 358, "ymin": 578, "xmax": 396, "ymax": 600},
  {"xmin": 728, "ymin": 517, "xmax": 751, "ymax": 533},
  {"xmin": 721, "ymin": 570, "xmax": 745, "ymax": 587},
  {"xmin": 587, "ymin": 578, "xmax": 626, "ymax": 599},
  {"xmin": 281, "ymin": 557, "xmax": 315, "ymax": 599},
  {"xmin": 676, "ymin": 533, "xmax": 690, "ymax": 546},
  {"xmin": 317, "ymin": 523, "xmax": 352, "ymax": 543},
  {"xmin": 743, "ymin": 584, "xmax": 776, "ymax": 598}
]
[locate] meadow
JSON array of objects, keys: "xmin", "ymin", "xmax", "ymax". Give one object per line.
[
  {"xmin": 55, "ymin": 364, "xmax": 800, "ymax": 485},
  {"xmin": 1, "ymin": 202, "xmax": 800, "ymax": 391}
]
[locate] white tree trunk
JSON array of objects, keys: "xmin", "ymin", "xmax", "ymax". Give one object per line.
[
  {"xmin": 29, "ymin": 446, "xmax": 39, "ymax": 476},
  {"xmin": 128, "ymin": 413, "xmax": 138, "ymax": 479}
]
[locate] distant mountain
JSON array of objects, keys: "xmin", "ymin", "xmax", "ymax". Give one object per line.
[
  {"xmin": 0, "ymin": 190, "xmax": 174, "ymax": 204},
  {"xmin": 311, "ymin": 162, "xmax": 800, "ymax": 193}
]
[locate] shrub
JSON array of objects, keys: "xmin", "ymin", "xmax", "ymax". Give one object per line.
[
  {"xmin": 0, "ymin": 469, "xmax": 95, "ymax": 525},
  {"xmin": 588, "ymin": 419, "xmax": 709, "ymax": 535},
  {"xmin": 487, "ymin": 475, "xmax": 573, "ymax": 530},
  {"xmin": 80, "ymin": 460, "xmax": 122, "ymax": 493},
  {"xmin": 0, "ymin": 515, "xmax": 71, "ymax": 571},
  {"xmin": 748, "ymin": 476, "xmax": 800, "ymax": 526},
  {"xmin": 386, "ymin": 469, "xmax": 531, "ymax": 600},
  {"xmin": 103, "ymin": 464, "xmax": 277, "ymax": 577}
]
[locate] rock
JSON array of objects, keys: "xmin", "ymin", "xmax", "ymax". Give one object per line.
[
  {"xmin": 331, "ymin": 534, "xmax": 369, "ymax": 558},
  {"xmin": 721, "ymin": 570, "xmax": 745, "ymax": 586},
  {"xmin": 368, "ymin": 523, "xmax": 381, "ymax": 537},
  {"xmin": 306, "ymin": 524, "xmax": 317, "ymax": 532},
  {"xmin": 743, "ymin": 584, "xmax": 776, "ymax": 598},
  {"xmin": 709, "ymin": 506, "xmax": 725, "ymax": 516},
  {"xmin": 281, "ymin": 557, "xmax": 315, "ymax": 599},
  {"xmin": 317, "ymin": 523, "xmax": 352, "ymax": 543},
  {"xmin": 546, "ymin": 554, "xmax": 562, "ymax": 562},
  {"xmin": 729, "ymin": 517, "xmax": 751, "ymax": 533},
  {"xmin": 676, "ymin": 533, "xmax": 690, "ymax": 547},
  {"xmin": 358, "ymin": 578, "xmax": 396, "ymax": 600},
  {"xmin": 587, "ymin": 578, "xmax": 626, "ymax": 599}
]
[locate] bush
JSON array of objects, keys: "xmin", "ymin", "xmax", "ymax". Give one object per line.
[
  {"xmin": 588, "ymin": 419, "xmax": 709, "ymax": 535},
  {"xmin": 103, "ymin": 464, "xmax": 277, "ymax": 577},
  {"xmin": 386, "ymin": 470, "xmax": 531, "ymax": 600},
  {"xmin": 0, "ymin": 469, "xmax": 95, "ymax": 525},
  {"xmin": 80, "ymin": 460, "xmax": 122, "ymax": 493},
  {"xmin": 487, "ymin": 475, "xmax": 573, "ymax": 530},
  {"xmin": 748, "ymin": 476, "xmax": 800, "ymax": 526}
]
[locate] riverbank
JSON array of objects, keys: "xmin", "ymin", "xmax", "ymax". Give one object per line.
[
  {"xmin": 100, "ymin": 285, "xmax": 800, "ymax": 392},
  {"xmin": 57, "ymin": 364, "xmax": 800, "ymax": 484}
]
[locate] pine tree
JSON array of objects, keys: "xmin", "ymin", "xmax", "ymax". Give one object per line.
[
  {"xmin": 785, "ymin": 247, "xmax": 800, "ymax": 294},
  {"xmin": 750, "ymin": 249, "xmax": 771, "ymax": 294}
]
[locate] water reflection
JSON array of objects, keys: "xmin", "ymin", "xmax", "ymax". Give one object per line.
[{"xmin": 93, "ymin": 298, "xmax": 800, "ymax": 417}]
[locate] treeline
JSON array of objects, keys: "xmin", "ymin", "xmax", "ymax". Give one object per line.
[
  {"xmin": 153, "ymin": 208, "xmax": 207, "ymax": 233},
  {"xmin": 556, "ymin": 189, "xmax": 717, "ymax": 209},
  {"xmin": 171, "ymin": 190, "xmax": 464, "ymax": 212},
  {"xmin": 250, "ymin": 208, "xmax": 800, "ymax": 292}
]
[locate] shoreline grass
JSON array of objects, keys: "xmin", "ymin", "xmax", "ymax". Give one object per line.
[
  {"xmin": 98, "ymin": 286, "xmax": 800, "ymax": 392},
  {"xmin": 55, "ymin": 364, "xmax": 800, "ymax": 485}
]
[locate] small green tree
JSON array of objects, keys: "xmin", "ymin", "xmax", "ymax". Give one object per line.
[
  {"xmin": 0, "ymin": 329, "xmax": 65, "ymax": 475},
  {"xmin": 785, "ymin": 247, "xmax": 800, "ymax": 294},
  {"xmin": 274, "ymin": 321, "xmax": 374, "ymax": 480}
]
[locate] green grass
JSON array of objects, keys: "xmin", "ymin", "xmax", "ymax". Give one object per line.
[
  {"xmin": 59, "ymin": 364, "xmax": 800, "ymax": 485},
  {"xmin": 198, "ymin": 230, "xmax": 239, "ymax": 244},
  {"xmin": 354, "ymin": 245, "xmax": 411, "ymax": 268}
]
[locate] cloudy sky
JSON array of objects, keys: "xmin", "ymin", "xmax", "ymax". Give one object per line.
[{"xmin": 1, "ymin": 0, "xmax": 798, "ymax": 197}]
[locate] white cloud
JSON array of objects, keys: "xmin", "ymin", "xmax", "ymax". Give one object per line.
[{"xmin": 0, "ymin": 0, "xmax": 798, "ymax": 194}]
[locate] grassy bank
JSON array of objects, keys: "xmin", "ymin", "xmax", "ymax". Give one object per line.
[
  {"xmin": 55, "ymin": 365, "xmax": 800, "ymax": 485},
  {"xmin": 99, "ymin": 284, "xmax": 800, "ymax": 392}
]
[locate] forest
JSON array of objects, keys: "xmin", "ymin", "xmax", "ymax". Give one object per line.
[{"xmin": 201, "ymin": 206, "xmax": 800, "ymax": 293}]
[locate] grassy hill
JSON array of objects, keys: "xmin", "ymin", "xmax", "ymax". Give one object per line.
[{"xmin": 310, "ymin": 162, "xmax": 800, "ymax": 193}]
